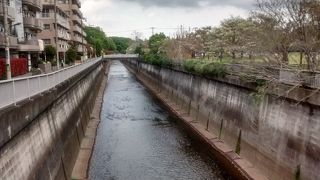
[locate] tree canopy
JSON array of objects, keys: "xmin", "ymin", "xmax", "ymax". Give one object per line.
[
  {"xmin": 110, "ymin": 37, "xmax": 132, "ymax": 54},
  {"xmin": 84, "ymin": 26, "xmax": 116, "ymax": 56}
]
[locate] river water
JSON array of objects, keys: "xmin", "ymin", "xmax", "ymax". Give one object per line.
[{"xmin": 89, "ymin": 61, "xmax": 230, "ymax": 180}]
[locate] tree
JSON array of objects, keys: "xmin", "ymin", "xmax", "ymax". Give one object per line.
[
  {"xmin": 255, "ymin": 0, "xmax": 320, "ymax": 70},
  {"xmin": 84, "ymin": 26, "xmax": 116, "ymax": 56},
  {"xmin": 148, "ymin": 33, "xmax": 167, "ymax": 54},
  {"xmin": 44, "ymin": 45, "xmax": 56, "ymax": 62},
  {"xmin": 110, "ymin": 37, "xmax": 132, "ymax": 54},
  {"xmin": 66, "ymin": 46, "xmax": 77, "ymax": 64}
]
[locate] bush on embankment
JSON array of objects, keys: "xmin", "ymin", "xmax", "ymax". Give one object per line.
[
  {"xmin": 143, "ymin": 53, "xmax": 173, "ymax": 68},
  {"xmin": 183, "ymin": 59, "xmax": 227, "ymax": 78}
]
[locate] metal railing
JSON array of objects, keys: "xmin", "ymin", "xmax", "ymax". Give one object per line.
[{"xmin": 0, "ymin": 57, "xmax": 102, "ymax": 110}]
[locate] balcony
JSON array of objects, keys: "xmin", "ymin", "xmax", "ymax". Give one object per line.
[
  {"xmin": 71, "ymin": 4, "xmax": 83, "ymax": 17},
  {"xmin": 18, "ymin": 38, "xmax": 41, "ymax": 51},
  {"xmin": 0, "ymin": 34, "xmax": 18, "ymax": 48},
  {"xmin": 73, "ymin": 0, "xmax": 81, "ymax": 8},
  {"xmin": 77, "ymin": 46, "xmax": 84, "ymax": 53},
  {"xmin": 71, "ymin": 14, "xmax": 82, "ymax": 25},
  {"xmin": 23, "ymin": 17, "xmax": 43, "ymax": 31},
  {"xmin": 73, "ymin": 25, "xmax": 82, "ymax": 34},
  {"xmin": 57, "ymin": 15, "xmax": 70, "ymax": 29},
  {"xmin": 0, "ymin": 5, "xmax": 16, "ymax": 21},
  {"xmin": 72, "ymin": 35, "xmax": 83, "ymax": 43},
  {"xmin": 22, "ymin": 0, "xmax": 41, "ymax": 11},
  {"xmin": 58, "ymin": 32, "xmax": 71, "ymax": 41}
]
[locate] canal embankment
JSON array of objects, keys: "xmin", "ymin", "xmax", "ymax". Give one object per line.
[
  {"xmin": 123, "ymin": 59, "xmax": 320, "ymax": 180},
  {"xmin": 0, "ymin": 60, "xmax": 108, "ymax": 180},
  {"xmin": 71, "ymin": 62, "xmax": 111, "ymax": 180}
]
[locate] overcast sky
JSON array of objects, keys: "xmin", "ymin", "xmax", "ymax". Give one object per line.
[{"xmin": 81, "ymin": 0, "xmax": 255, "ymax": 39}]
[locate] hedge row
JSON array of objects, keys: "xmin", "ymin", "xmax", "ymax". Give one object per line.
[{"xmin": 183, "ymin": 59, "xmax": 227, "ymax": 78}]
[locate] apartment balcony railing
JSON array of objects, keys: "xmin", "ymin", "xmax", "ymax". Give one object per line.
[
  {"xmin": 77, "ymin": 46, "xmax": 84, "ymax": 53},
  {"xmin": 0, "ymin": 34, "xmax": 18, "ymax": 47},
  {"xmin": 71, "ymin": 14, "xmax": 81, "ymax": 25},
  {"xmin": 58, "ymin": 32, "xmax": 71, "ymax": 41},
  {"xmin": 73, "ymin": 36, "xmax": 83, "ymax": 43},
  {"xmin": 22, "ymin": 0, "xmax": 41, "ymax": 11},
  {"xmin": 0, "ymin": 5, "xmax": 16, "ymax": 21},
  {"xmin": 23, "ymin": 17, "xmax": 43, "ymax": 31},
  {"xmin": 73, "ymin": 25, "xmax": 82, "ymax": 34},
  {"xmin": 0, "ymin": 57, "xmax": 102, "ymax": 110},
  {"xmin": 71, "ymin": 4, "xmax": 83, "ymax": 18},
  {"xmin": 18, "ymin": 38, "xmax": 41, "ymax": 51},
  {"xmin": 73, "ymin": 0, "xmax": 81, "ymax": 8},
  {"xmin": 82, "ymin": 31, "xmax": 87, "ymax": 37},
  {"xmin": 57, "ymin": 14, "xmax": 70, "ymax": 29}
]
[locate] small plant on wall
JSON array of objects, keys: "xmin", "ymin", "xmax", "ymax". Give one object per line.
[{"xmin": 235, "ymin": 129, "xmax": 242, "ymax": 155}]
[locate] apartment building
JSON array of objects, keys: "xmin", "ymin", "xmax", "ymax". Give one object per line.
[
  {"xmin": 37, "ymin": 0, "xmax": 87, "ymax": 61},
  {"xmin": 37, "ymin": 0, "xmax": 71, "ymax": 61},
  {"xmin": 59, "ymin": 0, "xmax": 87, "ymax": 57},
  {"xmin": 1, "ymin": 0, "xmax": 44, "ymax": 70}
]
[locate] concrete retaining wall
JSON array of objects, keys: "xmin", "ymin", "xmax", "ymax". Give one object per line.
[
  {"xmin": 0, "ymin": 61, "xmax": 107, "ymax": 180},
  {"xmin": 125, "ymin": 60, "xmax": 320, "ymax": 180}
]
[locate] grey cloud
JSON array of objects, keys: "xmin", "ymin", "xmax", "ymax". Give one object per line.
[{"xmin": 117, "ymin": 0, "xmax": 254, "ymax": 9}]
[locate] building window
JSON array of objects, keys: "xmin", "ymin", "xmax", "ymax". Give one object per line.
[
  {"xmin": 42, "ymin": 9, "xmax": 50, "ymax": 18},
  {"xmin": 43, "ymin": 39, "xmax": 51, "ymax": 45},
  {"xmin": 44, "ymin": 24, "xmax": 50, "ymax": 30}
]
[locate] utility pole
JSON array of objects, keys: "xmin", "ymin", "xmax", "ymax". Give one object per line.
[
  {"xmin": 3, "ymin": 0, "xmax": 11, "ymax": 79},
  {"xmin": 151, "ymin": 27, "xmax": 155, "ymax": 36},
  {"xmin": 54, "ymin": 0, "xmax": 60, "ymax": 69}
]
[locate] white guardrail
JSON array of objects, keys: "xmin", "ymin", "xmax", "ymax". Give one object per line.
[{"xmin": 0, "ymin": 57, "xmax": 102, "ymax": 110}]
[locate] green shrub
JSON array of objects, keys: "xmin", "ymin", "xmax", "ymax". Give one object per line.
[
  {"xmin": 183, "ymin": 60, "xmax": 198, "ymax": 72},
  {"xmin": 66, "ymin": 47, "xmax": 77, "ymax": 64},
  {"xmin": 44, "ymin": 45, "xmax": 56, "ymax": 62},
  {"xmin": 202, "ymin": 62, "xmax": 227, "ymax": 78},
  {"xmin": 194, "ymin": 62, "xmax": 206, "ymax": 74},
  {"xmin": 144, "ymin": 53, "xmax": 172, "ymax": 68}
]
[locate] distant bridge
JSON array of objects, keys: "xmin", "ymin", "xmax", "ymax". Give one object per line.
[{"xmin": 103, "ymin": 54, "xmax": 139, "ymax": 60}]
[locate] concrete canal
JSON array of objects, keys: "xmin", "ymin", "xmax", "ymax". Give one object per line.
[{"xmin": 88, "ymin": 61, "xmax": 231, "ymax": 180}]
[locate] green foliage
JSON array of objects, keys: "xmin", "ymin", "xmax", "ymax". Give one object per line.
[
  {"xmin": 66, "ymin": 46, "xmax": 77, "ymax": 64},
  {"xmin": 144, "ymin": 53, "xmax": 173, "ymax": 68},
  {"xmin": 183, "ymin": 59, "xmax": 227, "ymax": 78},
  {"xmin": 111, "ymin": 37, "xmax": 132, "ymax": 54},
  {"xmin": 250, "ymin": 79, "xmax": 267, "ymax": 105},
  {"xmin": 84, "ymin": 26, "xmax": 116, "ymax": 56},
  {"xmin": 219, "ymin": 119, "xmax": 224, "ymax": 139},
  {"xmin": 235, "ymin": 129, "xmax": 242, "ymax": 155},
  {"xmin": 148, "ymin": 33, "xmax": 167, "ymax": 54},
  {"xmin": 203, "ymin": 63, "xmax": 227, "ymax": 78},
  {"xmin": 44, "ymin": 45, "xmax": 56, "ymax": 62},
  {"xmin": 134, "ymin": 43, "xmax": 144, "ymax": 56}
]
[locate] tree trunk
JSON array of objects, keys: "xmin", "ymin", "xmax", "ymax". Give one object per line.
[
  {"xmin": 282, "ymin": 49, "xmax": 289, "ymax": 64},
  {"xmin": 232, "ymin": 51, "xmax": 236, "ymax": 59}
]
